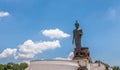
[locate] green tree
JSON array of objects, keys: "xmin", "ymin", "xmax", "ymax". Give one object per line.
[
  {"xmin": 0, "ymin": 62, "xmax": 28, "ymax": 70},
  {"xmin": 7, "ymin": 62, "xmax": 15, "ymax": 69},
  {"xmin": 19, "ymin": 62, "xmax": 28, "ymax": 70},
  {"xmin": 0, "ymin": 64, "xmax": 4, "ymax": 70},
  {"xmin": 4, "ymin": 64, "xmax": 7, "ymax": 70},
  {"xmin": 13, "ymin": 64, "xmax": 20, "ymax": 70},
  {"xmin": 113, "ymin": 66, "xmax": 120, "ymax": 70}
]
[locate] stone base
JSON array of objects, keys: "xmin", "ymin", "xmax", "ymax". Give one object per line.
[
  {"xmin": 78, "ymin": 66, "xmax": 88, "ymax": 70},
  {"xmin": 27, "ymin": 60, "xmax": 113, "ymax": 70},
  {"xmin": 29, "ymin": 60, "xmax": 79, "ymax": 70},
  {"xmin": 73, "ymin": 47, "xmax": 92, "ymax": 63}
]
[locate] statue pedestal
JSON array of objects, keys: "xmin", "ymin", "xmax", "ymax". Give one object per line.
[{"xmin": 73, "ymin": 47, "xmax": 92, "ymax": 62}]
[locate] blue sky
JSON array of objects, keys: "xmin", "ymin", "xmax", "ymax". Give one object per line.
[{"xmin": 0, "ymin": 0, "xmax": 120, "ymax": 66}]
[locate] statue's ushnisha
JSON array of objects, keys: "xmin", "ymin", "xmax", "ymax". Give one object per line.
[{"xmin": 72, "ymin": 20, "xmax": 83, "ymax": 50}]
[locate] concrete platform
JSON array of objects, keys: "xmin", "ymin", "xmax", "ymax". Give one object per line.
[{"xmin": 28, "ymin": 60, "xmax": 112, "ymax": 70}]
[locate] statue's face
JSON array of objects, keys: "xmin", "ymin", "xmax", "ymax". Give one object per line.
[{"xmin": 75, "ymin": 24, "xmax": 79, "ymax": 29}]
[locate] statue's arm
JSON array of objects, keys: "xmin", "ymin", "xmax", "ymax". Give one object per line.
[
  {"xmin": 72, "ymin": 30, "xmax": 75, "ymax": 44},
  {"xmin": 79, "ymin": 29, "xmax": 83, "ymax": 36},
  {"xmin": 81, "ymin": 30, "xmax": 83, "ymax": 35}
]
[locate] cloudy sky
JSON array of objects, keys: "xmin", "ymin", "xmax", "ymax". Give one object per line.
[{"xmin": 0, "ymin": 0, "xmax": 120, "ymax": 66}]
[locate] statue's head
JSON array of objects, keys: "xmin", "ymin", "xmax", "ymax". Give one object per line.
[{"xmin": 75, "ymin": 20, "xmax": 79, "ymax": 29}]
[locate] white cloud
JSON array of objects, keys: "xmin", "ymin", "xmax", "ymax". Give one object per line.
[
  {"xmin": 42, "ymin": 28, "xmax": 70, "ymax": 39},
  {"xmin": 20, "ymin": 60, "xmax": 30, "ymax": 65},
  {"xmin": 107, "ymin": 8, "xmax": 117, "ymax": 20},
  {"xmin": 109, "ymin": 9, "xmax": 116, "ymax": 18},
  {"xmin": 0, "ymin": 29, "xmax": 69, "ymax": 60},
  {"xmin": 15, "ymin": 40, "xmax": 60, "ymax": 60},
  {"xmin": 68, "ymin": 52, "xmax": 74, "ymax": 59},
  {"xmin": 0, "ymin": 11, "xmax": 9, "ymax": 17},
  {"xmin": 54, "ymin": 52, "xmax": 74, "ymax": 60},
  {"xmin": 0, "ymin": 48, "xmax": 17, "ymax": 59},
  {"xmin": 105, "ymin": 7, "xmax": 120, "ymax": 21}
]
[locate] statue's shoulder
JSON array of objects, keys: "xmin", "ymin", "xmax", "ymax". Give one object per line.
[
  {"xmin": 76, "ymin": 28, "xmax": 82, "ymax": 32},
  {"xmin": 78, "ymin": 28, "xmax": 82, "ymax": 33},
  {"xmin": 78, "ymin": 28, "xmax": 82, "ymax": 30}
]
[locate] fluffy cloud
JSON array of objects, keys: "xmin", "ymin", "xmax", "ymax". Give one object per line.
[
  {"xmin": 54, "ymin": 52, "xmax": 74, "ymax": 60},
  {"xmin": 0, "ymin": 48, "xmax": 17, "ymax": 59},
  {"xmin": 42, "ymin": 28, "xmax": 70, "ymax": 39},
  {"xmin": 105, "ymin": 7, "xmax": 120, "ymax": 21},
  {"xmin": 15, "ymin": 40, "xmax": 60, "ymax": 60},
  {"xmin": 0, "ymin": 11, "xmax": 9, "ymax": 17},
  {"xmin": 0, "ymin": 29, "xmax": 69, "ymax": 60},
  {"xmin": 68, "ymin": 52, "xmax": 74, "ymax": 58}
]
